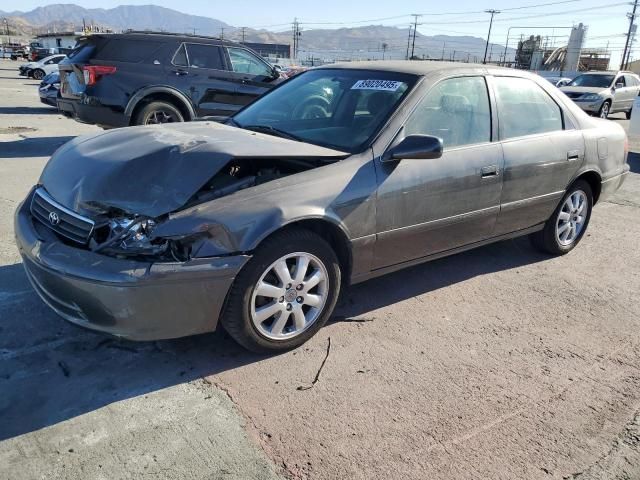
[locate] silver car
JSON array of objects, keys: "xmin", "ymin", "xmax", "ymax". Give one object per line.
[
  {"xmin": 561, "ymin": 71, "xmax": 640, "ymax": 119},
  {"xmin": 15, "ymin": 62, "xmax": 630, "ymax": 352}
]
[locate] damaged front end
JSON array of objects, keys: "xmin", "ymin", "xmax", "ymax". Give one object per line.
[{"xmin": 35, "ymin": 156, "xmax": 340, "ymax": 263}]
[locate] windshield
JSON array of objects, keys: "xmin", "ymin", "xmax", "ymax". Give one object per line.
[
  {"xmin": 569, "ymin": 74, "xmax": 614, "ymax": 88},
  {"xmin": 233, "ymin": 69, "xmax": 417, "ymax": 152}
]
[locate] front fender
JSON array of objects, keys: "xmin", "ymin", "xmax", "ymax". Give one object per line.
[{"xmin": 151, "ymin": 152, "xmax": 378, "ymax": 258}]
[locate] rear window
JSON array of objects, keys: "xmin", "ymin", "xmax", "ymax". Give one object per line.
[
  {"xmin": 94, "ymin": 39, "xmax": 163, "ymax": 63},
  {"xmin": 67, "ymin": 43, "xmax": 96, "ymax": 62}
]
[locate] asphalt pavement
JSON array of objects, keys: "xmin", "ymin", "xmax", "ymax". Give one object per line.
[{"xmin": 0, "ymin": 59, "xmax": 638, "ymax": 480}]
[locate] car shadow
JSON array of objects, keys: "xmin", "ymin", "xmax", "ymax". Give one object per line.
[
  {"xmin": 628, "ymin": 151, "xmax": 640, "ymax": 174},
  {"xmin": 0, "ymin": 136, "xmax": 75, "ymax": 159},
  {"xmin": 332, "ymin": 235, "xmax": 548, "ymax": 321},
  {"xmin": 0, "ymin": 106, "xmax": 57, "ymax": 115},
  {"xmin": 0, "ymin": 235, "xmax": 546, "ymax": 441}
]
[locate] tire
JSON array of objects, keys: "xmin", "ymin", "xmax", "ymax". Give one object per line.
[
  {"xmin": 31, "ymin": 69, "xmax": 45, "ymax": 80},
  {"xmin": 221, "ymin": 228, "xmax": 341, "ymax": 353},
  {"xmin": 134, "ymin": 101, "xmax": 184, "ymax": 125},
  {"xmin": 599, "ymin": 101, "xmax": 611, "ymax": 119},
  {"xmin": 529, "ymin": 180, "xmax": 593, "ymax": 255},
  {"xmin": 626, "ymin": 108, "xmax": 633, "ymax": 120}
]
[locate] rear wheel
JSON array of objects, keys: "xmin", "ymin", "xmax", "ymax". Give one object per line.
[
  {"xmin": 221, "ymin": 228, "xmax": 341, "ymax": 353},
  {"xmin": 31, "ymin": 69, "xmax": 45, "ymax": 80},
  {"xmin": 599, "ymin": 101, "xmax": 611, "ymax": 119},
  {"xmin": 626, "ymin": 108, "xmax": 633, "ymax": 120},
  {"xmin": 134, "ymin": 101, "xmax": 184, "ymax": 126},
  {"xmin": 529, "ymin": 180, "xmax": 593, "ymax": 255}
]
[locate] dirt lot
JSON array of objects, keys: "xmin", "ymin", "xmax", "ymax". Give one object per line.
[{"xmin": 0, "ymin": 58, "xmax": 639, "ymax": 480}]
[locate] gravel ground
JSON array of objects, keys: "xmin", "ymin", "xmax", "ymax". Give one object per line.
[{"xmin": 0, "ymin": 58, "xmax": 638, "ymax": 480}]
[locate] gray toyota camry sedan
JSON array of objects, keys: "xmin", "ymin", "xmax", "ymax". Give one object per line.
[{"xmin": 15, "ymin": 61, "xmax": 630, "ymax": 352}]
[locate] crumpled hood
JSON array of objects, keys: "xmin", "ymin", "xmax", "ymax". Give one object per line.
[
  {"xmin": 560, "ymin": 86, "xmax": 609, "ymax": 96},
  {"xmin": 39, "ymin": 122, "xmax": 347, "ymax": 218}
]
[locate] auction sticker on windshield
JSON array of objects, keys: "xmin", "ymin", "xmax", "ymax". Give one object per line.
[{"xmin": 351, "ymin": 80, "xmax": 404, "ymax": 91}]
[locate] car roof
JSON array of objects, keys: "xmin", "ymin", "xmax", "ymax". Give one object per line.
[
  {"xmin": 317, "ymin": 60, "xmax": 531, "ymax": 77},
  {"xmin": 78, "ymin": 31, "xmax": 242, "ymax": 48}
]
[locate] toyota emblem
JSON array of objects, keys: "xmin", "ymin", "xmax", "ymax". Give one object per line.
[{"xmin": 48, "ymin": 211, "xmax": 60, "ymax": 226}]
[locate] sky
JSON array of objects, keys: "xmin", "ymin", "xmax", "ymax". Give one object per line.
[{"xmin": 7, "ymin": 0, "xmax": 637, "ymax": 66}]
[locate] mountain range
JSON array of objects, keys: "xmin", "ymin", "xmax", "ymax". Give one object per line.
[{"xmin": 0, "ymin": 4, "xmax": 512, "ymax": 62}]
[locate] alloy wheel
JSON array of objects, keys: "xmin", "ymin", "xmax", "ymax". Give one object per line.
[
  {"xmin": 250, "ymin": 252, "xmax": 329, "ymax": 340},
  {"xmin": 145, "ymin": 110, "xmax": 179, "ymax": 124},
  {"xmin": 556, "ymin": 190, "xmax": 587, "ymax": 246},
  {"xmin": 600, "ymin": 102, "xmax": 610, "ymax": 118}
]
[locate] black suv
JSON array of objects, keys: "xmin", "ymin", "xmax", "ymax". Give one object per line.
[{"xmin": 57, "ymin": 32, "xmax": 282, "ymax": 128}]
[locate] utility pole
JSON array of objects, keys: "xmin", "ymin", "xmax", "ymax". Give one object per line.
[
  {"xmin": 441, "ymin": 42, "xmax": 445, "ymax": 61},
  {"xmin": 382, "ymin": 42, "xmax": 388, "ymax": 60},
  {"xmin": 483, "ymin": 9, "xmax": 500, "ymax": 64},
  {"xmin": 292, "ymin": 18, "xmax": 302, "ymax": 60},
  {"xmin": 220, "ymin": 27, "xmax": 225, "ymax": 39},
  {"xmin": 622, "ymin": 0, "xmax": 638, "ymax": 69},
  {"xmin": 405, "ymin": 24, "xmax": 412, "ymax": 60},
  {"xmin": 625, "ymin": 24, "xmax": 637, "ymax": 68},
  {"xmin": 410, "ymin": 14, "xmax": 422, "ymax": 60},
  {"xmin": 240, "ymin": 26, "xmax": 247, "ymax": 43}
]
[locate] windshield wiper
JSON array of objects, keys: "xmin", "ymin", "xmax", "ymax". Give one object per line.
[{"xmin": 241, "ymin": 124, "xmax": 301, "ymax": 142}]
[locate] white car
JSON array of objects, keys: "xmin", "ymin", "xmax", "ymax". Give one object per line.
[{"xmin": 18, "ymin": 54, "xmax": 66, "ymax": 80}]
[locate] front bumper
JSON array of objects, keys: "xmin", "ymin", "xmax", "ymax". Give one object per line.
[
  {"xmin": 14, "ymin": 191, "xmax": 250, "ymax": 340},
  {"xmin": 570, "ymin": 97, "xmax": 605, "ymax": 114}
]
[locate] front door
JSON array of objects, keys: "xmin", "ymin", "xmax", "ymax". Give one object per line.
[
  {"xmin": 223, "ymin": 47, "xmax": 279, "ymax": 110},
  {"xmin": 490, "ymin": 75, "xmax": 585, "ymax": 235},
  {"xmin": 373, "ymin": 76, "xmax": 504, "ymax": 269}
]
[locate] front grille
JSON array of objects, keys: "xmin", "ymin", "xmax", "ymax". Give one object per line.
[
  {"xmin": 564, "ymin": 92, "xmax": 584, "ymax": 99},
  {"xmin": 30, "ymin": 188, "xmax": 95, "ymax": 244}
]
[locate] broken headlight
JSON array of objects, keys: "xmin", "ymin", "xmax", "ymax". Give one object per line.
[{"xmin": 92, "ymin": 217, "xmax": 168, "ymax": 257}]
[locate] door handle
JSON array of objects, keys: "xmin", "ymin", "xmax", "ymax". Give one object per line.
[
  {"xmin": 567, "ymin": 150, "xmax": 580, "ymax": 161},
  {"xmin": 173, "ymin": 69, "xmax": 188, "ymax": 76},
  {"xmin": 481, "ymin": 165, "xmax": 499, "ymax": 178}
]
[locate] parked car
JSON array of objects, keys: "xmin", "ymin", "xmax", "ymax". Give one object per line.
[
  {"xmin": 545, "ymin": 76, "xmax": 572, "ymax": 88},
  {"xmin": 15, "ymin": 62, "xmax": 629, "ymax": 352},
  {"xmin": 57, "ymin": 32, "xmax": 282, "ymax": 128},
  {"xmin": 38, "ymin": 71, "xmax": 60, "ymax": 107},
  {"xmin": 561, "ymin": 71, "xmax": 640, "ymax": 119},
  {"xmin": 19, "ymin": 54, "xmax": 66, "ymax": 80}
]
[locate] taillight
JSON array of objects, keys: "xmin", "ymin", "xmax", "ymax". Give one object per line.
[{"xmin": 82, "ymin": 65, "xmax": 117, "ymax": 86}]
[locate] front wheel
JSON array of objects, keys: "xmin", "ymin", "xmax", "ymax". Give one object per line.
[
  {"xmin": 221, "ymin": 228, "xmax": 341, "ymax": 353},
  {"xmin": 31, "ymin": 69, "xmax": 45, "ymax": 80},
  {"xmin": 529, "ymin": 180, "xmax": 593, "ymax": 255},
  {"xmin": 599, "ymin": 101, "xmax": 611, "ymax": 119}
]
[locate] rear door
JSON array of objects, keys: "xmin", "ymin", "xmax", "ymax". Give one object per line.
[
  {"xmin": 621, "ymin": 74, "xmax": 640, "ymax": 111},
  {"xmin": 491, "ymin": 76, "xmax": 584, "ymax": 236},
  {"xmin": 223, "ymin": 47, "xmax": 280, "ymax": 108},
  {"xmin": 611, "ymin": 75, "xmax": 631, "ymax": 112},
  {"xmin": 171, "ymin": 42, "xmax": 238, "ymax": 118}
]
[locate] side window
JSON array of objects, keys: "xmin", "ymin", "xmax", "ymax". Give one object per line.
[
  {"xmin": 494, "ymin": 77, "xmax": 563, "ymax": 140},
  {"xmin": 172, "ymin": 44, "xmax": 188, "ymax": 67},
  {"xmin": 95, "ymin": 39, "xmax": 163, "ymax": 63},
  {"xmin": 404, "ymin": 76, "xmax": 491, "ymax": 149},
  {"xmin": 623, "ymin": 75, "xmax": 637, "ymax": 86},
  {"xmin": 184, "ymin": 43, "xmax": 224, "ymax": 70},
  {"xmin": 227, "ymin": 47, "xmax": 272, "ymax": 76}
]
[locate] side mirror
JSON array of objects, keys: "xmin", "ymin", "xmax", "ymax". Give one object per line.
[{"xmin": 383, "ymin": 135, "xmax": 443, "ymax": 161}]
